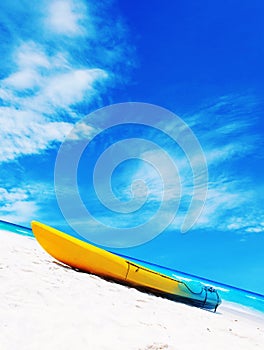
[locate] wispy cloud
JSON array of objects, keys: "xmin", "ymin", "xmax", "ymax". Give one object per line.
[
  {"xmin": 0, "ymin": 182, "xmax": 54, "ymax": 225},
  {"xmin": 0, "ymin": 1, "xmax": 134, "ymax": 225},
  {"xmin": 0, "ymin": 0, "xmax": 131, "ymax": 163},
  {"xmin": 46, "ymin": 0, "xmax": 89, "ymax": 37},
  {"xmin": 0, "ymin": 107, "xmax": 72, "ymax": 162},
  {"xmin": 181, "ymin": 95, "xmax": 263, "ymax": 234},
  {"xmin": 103, "ymin": 95, "xmax": 263, "ymax": 236}
]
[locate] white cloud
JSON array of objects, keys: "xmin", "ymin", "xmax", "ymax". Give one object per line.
[
  {"xmin": 0, "ymin": 42, "xmax": 108, "ymax": 163},
  {"xmin": 40, "ymin": 68, "xmax": 108, "ymax": 108},
  {"xmin": 0, "ymin": 1, "xmax": 131, "ymax": 165},
  {"xmin": 0, "ymin": 107, "xmax": 73, "ymax": 162},
  {"xmin": 4, "ymin": 69, "xmax": 41, "ymax": 90},
  {"xmin": 67, "ymin": 121, "xmax": 99, "ymax": 141},
  {"xmin": 245, "ymin": 227, "xmax": 264, "ymax": 233},
  {"xmin": 0, "ymin": 181, "xmax": 58, "ymax": 226},
  {"xmin": 0, "ymin": 49, "xmax": 107, "ymax": 162},
  {"xmin": 192, "ymin": 178, "xmax": 264, "ymax": 234},
  {"xmin": 3, "ymin": 42, "xmax": 50, "ymax": 90},
  {"xmin": 185, "ymin": 94, "xmax": 258, "ymax": 130},
  {"xmin": 109, "ymin": 95, "xmax": 262, "ymax": 235},
  {"xmin": 0, "ymin": 187, "xmax": 38, "ymax": 225},
  {"xmin": 0, "ymin": 188, "xmax": 28, "ymax": 202},
  {"xmin": 205, "ymin": 142, "xmax": 254, "ymax": 165},
  {"xmin": 16, "ymin": 42, "xmax": 50, "ymax": 69},
  {"xmin": 131, "ymin": 149, "xmax": 185, "ymax": 202},
  {"xmin": 46, "ymin": 0, "xmax": 88, "ymax": 36},
  {"xmin": 196, "ymin": 183, "xmax": 244, "ymax": 226},
  {"xmin": 169, "ymin": 95, "xmax": 263, "ymax": 234},
  {"xmin": 0, "ymin": 0, "xmax": 133, "ymax": 227},
  {"xmin": 2, "ymin": 40, "xmax": 108, "ymax": 108},
  {"xmin": 0, "ymin": 200, "xmax": 38, "ymax": 226}
]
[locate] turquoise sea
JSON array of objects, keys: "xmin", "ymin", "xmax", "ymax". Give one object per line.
[{"xmin": 1, "ymin": 219, "xmax": 264, "ymax": 314}]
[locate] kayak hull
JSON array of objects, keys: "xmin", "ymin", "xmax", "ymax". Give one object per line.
[{"xmin": 31, "ymin": 221, "xmax": 221, "ymax": 311}]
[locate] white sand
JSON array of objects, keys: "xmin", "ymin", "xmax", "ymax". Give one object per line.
[{"xmin": 0, "ymin": 230, "xmax": 263, "ymax": 350}]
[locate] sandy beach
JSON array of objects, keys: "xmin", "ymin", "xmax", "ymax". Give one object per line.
[{"xmin": 0, "ymin": 230, "xmax": 263, "ymax": 350}]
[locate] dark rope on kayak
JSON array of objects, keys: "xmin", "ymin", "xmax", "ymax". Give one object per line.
[
  {"xmin": 126, "ymin": 261, "xmax": 204, "ymax": 295},
  {"xmin": 203, "ymin": 288, "xmax": 208, "ymax": 307},
  {"xmin": 182, "ymin": 282, "xmax": 207, "ymax": 295},
  {"xmin": 125, "ymin": 262, "xmax": 131, "ymax": 280},
  {"xmin": 125, "ymin": 260, "xmax": 221, "ymax": 311},
  {"xmin": 214, "ymin": 289, "xmax": 221, "ymax": 312}
]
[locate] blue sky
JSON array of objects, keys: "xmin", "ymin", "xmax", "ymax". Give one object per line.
[{"xmin": 0, "ymin": 1, "xmax": 263, "ymax": 293}]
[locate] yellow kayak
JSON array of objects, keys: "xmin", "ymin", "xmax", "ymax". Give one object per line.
[{"xmin": 31, "ymin": 221, "xmax": 221, "ymax": 311}]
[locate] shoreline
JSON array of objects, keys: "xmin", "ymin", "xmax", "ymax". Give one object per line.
[
  {"xmin": 1, "ymin": 230, "xmax": 263, "ymax": 349},
  {"xmin": 220, "ymin": 300, "xmax": 264, "ymax": 323}
]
